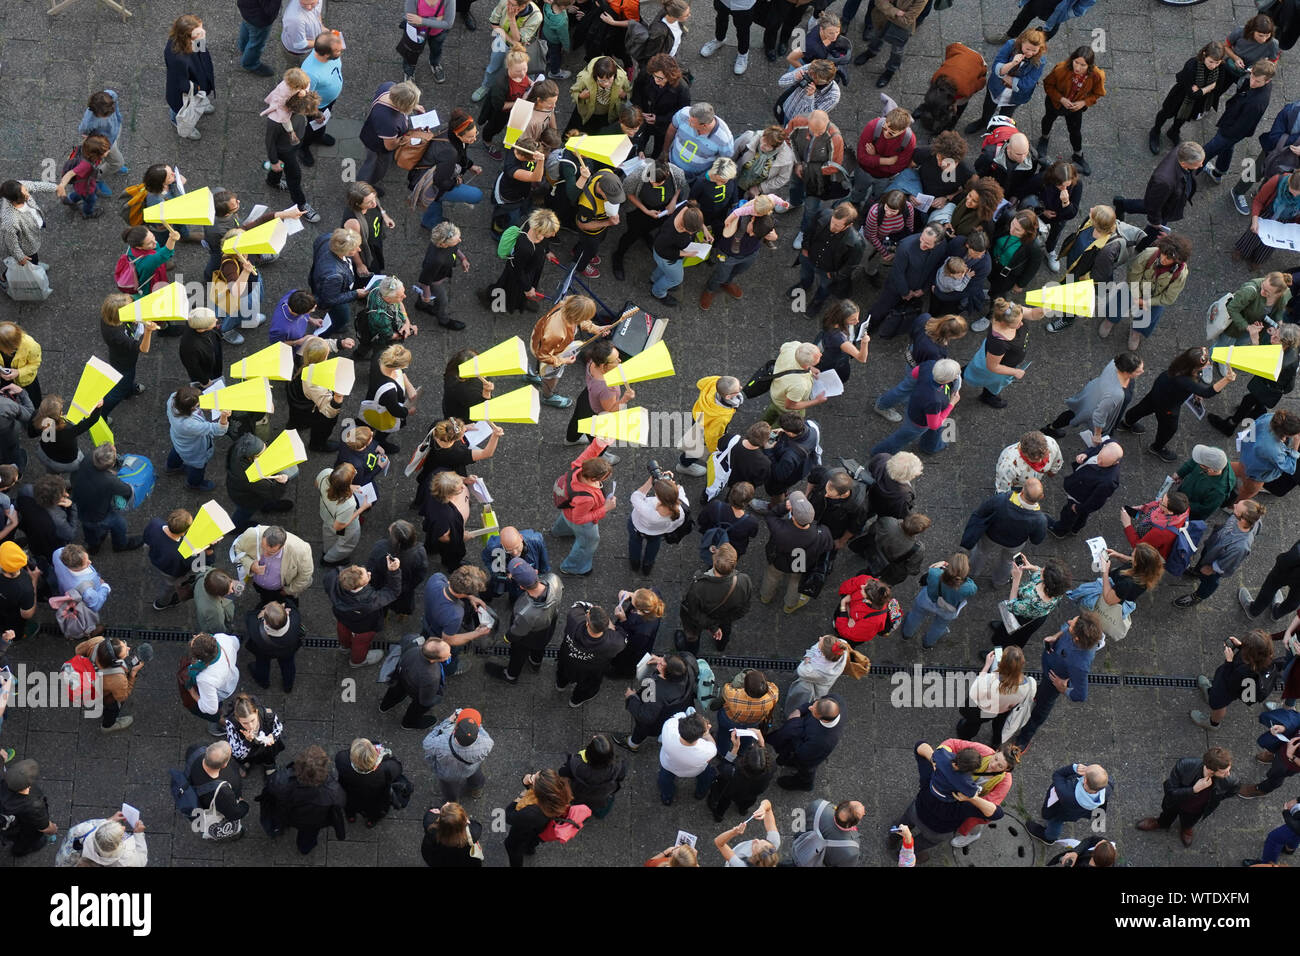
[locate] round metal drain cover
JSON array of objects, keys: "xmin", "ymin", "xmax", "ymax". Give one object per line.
[{"xmin": 951, "ymin": 814, "xmax": 1037, "ymax": 866}]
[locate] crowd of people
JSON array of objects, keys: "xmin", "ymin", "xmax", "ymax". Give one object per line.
[{"xmin": 2, "ymin": 0, "xmax": 1300, "ymax": 869}]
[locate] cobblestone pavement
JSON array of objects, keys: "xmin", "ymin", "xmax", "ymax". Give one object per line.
[{"xmin": 0, "ymin": 0, "xmax": 1293, "ymax": 867}]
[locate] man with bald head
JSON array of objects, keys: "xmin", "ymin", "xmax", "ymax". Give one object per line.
[
  {"xmin": 961, "ymin": 477, "xmax": 1049, "ymax": 587},
  {"xmin": 785, "ymin": 109, "xmax": 845, "ymax": 250},
  {"xmin": 184, "ymin": 740, "xmax": 250, "ymax": 834},
  {"xmin": 1050, "ymin": 441, "xmax": 1123, "ymax": 538},
  {"xmin": 975, "ymin": 131, "xmax": 1040, "ymax": 203},
  {"xmin": 480, "ymin": 525, "xmax": 549, "ymax": 603},
  {"xmin": 768, "ymin": 694, "xmax": 844, "ymax": 791},
  {"xmin": 1027, "ymin": 762, "xmax": 1112, "ymax": 845}
]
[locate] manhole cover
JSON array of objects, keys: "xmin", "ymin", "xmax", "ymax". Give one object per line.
[{"xmin": 951, "ymin": 814, "xmax": 1037, "ymax": 866}]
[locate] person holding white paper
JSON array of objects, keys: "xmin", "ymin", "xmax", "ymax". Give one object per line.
[
  {"xmin": 649, "ymin": 200, "xmax": 706, "ymax": 306},
  {"xmin": 814, "ymin": 300, "xmax": 869, "ymax": 385},
  {"xmin": 265, "ymin": 88, "xmax": 325, "ymax": 224},
  {"xmin": 55, "ymin": 814, "xmax": 148, "ymax": 868},
  {"xmin": 317, "ymin": 462, "xmax": 368, "ymax": 565}
]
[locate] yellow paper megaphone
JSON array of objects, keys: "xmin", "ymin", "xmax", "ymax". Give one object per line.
[
  {"xmin": 223, "ymin": 218, "xmax": 287, "ymax": 256},
  {"xmin": 246, "ymin": 429, "xmax": 307, "ymax": 481},
  {"xmin": 120, "ymin": 281, "xmax": 190, "ymax": 323},
  {"xmin": 1211, "ymin": 344, "xmax": 1284, "ymax": 381},
  {"xmin": 88, "ymin": 417, "xmax": 115, "ymax": 449},
  {"xmin": 578, "ymin": 406, "xmax": 649, "ymax": 444},
  {"xmin": 459, "ymin": 337, "xmax": 529, "ymax": 378},
  {"xmin": 198, "ymin": 377, "xmax": 274, "ymax": 414},
  {"xmin": 178, "ymin": 500, "xmax": 235, "ymax": 558},
  {"xmin": 568, "ymin": 134, "xmax": 632, "ymax": 167},
  {"xmin": 468, "ymin": 385, "xmax": 540, "ymax": 423},
  {"xmin": 604, "ymin": 341, "xmax": 674, "ymax": 386},
  {"xmin": 301, "ymin": 357, "xmax": 356, "ymax": 395},
  {"xmin": 65, "ymin": 357, "xmax": 122, "ymax": 424},
  {"xmin": 503, "ymin": 98, "xmax": 535, "ymax": 150},
  {"xmin": 480, "ymin": 506, "xmax": 500, "ymax": 534},
  {"xmin": 230, "ymin": 342, "xmax": 294, "ymax": 382},
  {"xmin": 142, "ymin": 186, "xmax": 216, "ymax": 226},
  {"xmin": 1024, "ymin": 279, "xmax": 1095, "ymax": 317}
]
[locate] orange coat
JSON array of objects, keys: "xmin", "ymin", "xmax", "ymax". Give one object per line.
[
  {"xmin": 1043, "ymin": 61, "xmax": 1108, "ymax": 109},
  {"xmin": 932, "ymin": 42, "xmax": 987, "ymax": 100}
]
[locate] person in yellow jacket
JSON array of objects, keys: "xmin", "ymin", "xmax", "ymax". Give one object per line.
[
  {"xmin": 677, "ymin": 375, "xmax": 745, "ymax": 477},
  {"xmin": 0, "ymin": 322, "xmax": 42, "ymax": 406}
]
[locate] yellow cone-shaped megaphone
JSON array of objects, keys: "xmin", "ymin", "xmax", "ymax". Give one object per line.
[
  {"xmin": 65, "ymin": 357, "xmax": 122, "ymax": 425},
  {"xmin": 605, "ymin": 341, "xmax": 674, "ymax": 386},
  {"xmin": 578, "ymin": 406, "xmax": 649, "ymax": 444},
  {"xmin": 231, "ymin": 342, "xmax": 294, "ymax": 382},
  {"xmin": 198, "ymin": 377, "xmax": 274, "ymax": 413},
  {"xmin": 142, "ymin": 186, "xmax": 216, "ymax": 226},
  {"xmin": 459, "ymin": 337, "xmax": 529, "ymax": 378},
  {"xmin": 468, "ymin": 385, "xmax": 540, "ymax": 423},
  {"xmin": 568, "ymin": 134, "xmax": 632, "ymax": 167},
  {"xmin": 120, "ymin": 281, "xmax": 190, "ymax": 323},
  {"xmin": 246, "ymin": 429, "xmax": 307, "ymax": 481},
  {"xmin": 1211, "ymin": 344, "xmax": 1284, "ymax": 381},
  {"xmin": 503, "ymin": 99, "xmax": 535, "ymax": 150},
  {"xmin": 178, "ymin": 500, "xmax": 236, "ymax": 558},
  {"xmin": 1024, "ymin": 279, "xmax": 1094, "ymax": 317},
  {"xmin": 223, "ymin": 219, "xmax": 287, "ymax": 256},
  {"xmin": 88, "ymin": 418, "xmax": 115, "ymax": 448},
  {"xmin": 301, "ymin": 357, "xmax": 356, "ymax": 395}
]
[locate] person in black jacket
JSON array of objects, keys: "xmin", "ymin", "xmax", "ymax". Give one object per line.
[
  {"xmin": 713, "ymin": 422, "xmax": 773, "ymax": 498},
  {"xmin": 1120, "ymin": 346, "xmax": 1235, "ymax": 463},
  {"xmin": 678, "ymin": 544, "xmax": 753, "ymax": 654},
  {"xmin": 184, "ymin": 742, "xmax": 250, "ymax": 836},
  {"xmin": 265, "ymin": 87, "xmax": 323, "ymax": 221},
  {"xmin": 1048, "ymin": 441, "xmax": 1123, "ymax": 538},
  {"xmin": 335, "ymin": 737, "xmax": 404, "ymax": 827},
  {"xmin": 225, "ymin": 434, "xmax": 295, "ymax": 534},
  {"xmin": 246, "ymin": 601, "xmax": 303, "ymax": 692},
  {"xmin": 1114, "ymin": 142, "xmax": 1204, "ymax": 251},
  {"xmin": 1203, "ymin": 61, "xmax": 1276, "ymax": 184},
  {"xmin": 768, "ymin": 694, "xmax": 843, "ymax": 791},
  {"xmin": 555, "ymin": 602, "xmax": 625, "ymax": 707},
  {"xmin": 179, "ymin": 309, "xmax": 224, "ymax": 388},
  {"xmin": 960, "ymin": 478, "xmax": 1048, "ymax": 587},
  {"xmin": 1046, "ymin": 835, "xmax": 1117, "ymax": 867},
  {"xmin": 985, "ymin": 207, "xmax": 1043, "ymax": 303},
  {"xmin": 1209, "ymin": 323, "xmax": 1300, "ymax": 438},
  {"xmin": 164, "ymin": 15, "xmax": 216, "ymax": 140},
  {"xmin": 504, "ymin": 768, "xmax": 574, "ymax": 867},
  {"xmin": 973, "ymin": 133, "xmax": 1041, "ymax": 204},
  {"xmin": 236, "ymin": 0, "xmax": 282, "ymax": 75},
  {"xmin": 380, "ymin": 636, "xmax": 451, "ymax": 729},
  {"xmin": 1240, "ymin": 537, "xmax": 1300, "ymax": 621},
  {"xmin": 631, "ymin": 53, "xmax": 692, "ymax": 157},
  {"xmin": 422, "ymin": 802, "xmax": 485, "ymax": 867},
  {"xmin": 325, "ymin": 559, "xmax": 403, "ymax": 668},
  {"xmin": 865, "ymin": 451, "xmax": 920, "ymax": 521},
  {"xmin": 707, "ymin": 733, "xmax": 776, "ymax": 822},
  {"xmin": 1025, "ymin": 762, "xmax": 1111, "ymax": 844},
  {"xmin": 761, "ymin": 491, "xmax": 833, "ymax": 614},
  {"xmin": 764, "ymin": 414, "xmax": 820, "ymax": 506},
  {"xmin": 864, "ymin": 224, "xmax": 948, "ymax": 340},
  {"xmin": 615, "ymin": 652, "xmax": 696, "ymax": 751},
  {"xmin": 807, "ymin": 467, "xmax": 869, "ymax": 550},
  {"xmin": 1136, "ymin": 747, "xmax": 1239, "ymax": 848},
  {"xmin": 790, "ymin": 203, "xmax": 863, "ymax": 319},
  {"xmin": 0, "ymin": 758, "xmax": 56, "ymax": 857},
  {"xmin": 1148, "ymin": 41, "xmax": 1227, "ymax": 154},
  {"xmin": 364, "ymin": 520, "xmax": 430, "ymax": 618},
  {"xmin": 72, "ymin": 442, "xmax": 143, "ymax": 554},
  {"xmin": 259, "ymin": 745, "xmax": 346, "ymax": 854},
  {"xmin": 557, "ymin": 734, "xmax": 628, "ymax": 817}
]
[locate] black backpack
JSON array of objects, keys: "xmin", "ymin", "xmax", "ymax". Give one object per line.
[{"xmin": 742, "ymin": 361, "xmax": 802, "ymax": 400}]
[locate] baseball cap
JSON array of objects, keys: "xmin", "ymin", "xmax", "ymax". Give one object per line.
[
  {"xmin": 0, "ymin": 541, "xmax": 26, "ymax": 574},
  {"xmin": 789, "ymin": 492, "xmax": 816, "ymax": 525},
  {"xmin": 507, "ymin": 557, "xmax": 539, "ymax": 588},
  {"xmin": 1191, "ymin": 444, "xmax": 1228, "ymax": 471},
  {"xmin": 454, "ymin": 708, "xmax": 482, "ymax": 746}
]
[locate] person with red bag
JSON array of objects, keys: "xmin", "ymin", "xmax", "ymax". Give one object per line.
[{"xmin": 504, "ymin": 768, "xmax": 575, "ymax": 866}]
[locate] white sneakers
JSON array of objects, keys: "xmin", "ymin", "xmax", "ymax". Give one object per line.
[
  {"xmin": 734, "ymin": 52, "xmax": 749, "ymax": 74},
  {"xmin": 678, "ymin": 462, "xmax": 707, "ymax": 477},
  {"xmin": 700, "ymin": 38, "xmax": 723, "ymax": 57},
  {"xmin": 950, "ymin": 829, "xmax": 982, "ymax": 848},
  {"xmin": 1045, "ymin": 252, "xmax": 1062, "ymax": 274},
  {"xmin": 241, "ymin": 312, "xmax": 268, "ymax": 330},
  {"xmin": 793, "ymin": 231, "xmax": 804, "ymax": 250}
]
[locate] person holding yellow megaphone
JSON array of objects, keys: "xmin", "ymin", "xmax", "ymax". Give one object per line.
[{"xmin": 165, "ymin": 386, "xmax": 231, "ymax": 491}]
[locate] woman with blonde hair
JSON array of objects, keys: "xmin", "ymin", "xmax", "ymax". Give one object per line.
[
  {"xmin": 644, "ymin": 843, "xmax": 700, "ymax": 866},
  {"xmin": 179, "ymin": 307, "xmax": 223, "ymax": 388},
  {"xmin": 422, "ymin": 470, "xmax": 472, "ymax": 568},
  {"xmin": 527, "ymin": 293, "xmax": 613, "ymax": 408},
  {"xmin": 504, "ymin": 768, "xmax": 574, "ymax": 867},
  {"xmin": 336, "ymin": 737, "xmax": 405, "ymax": 827},
  {"xmin": 963, "ymin": 297, "xmax": 1045, "ymax": 409},
  {"xmin": 610, "ymin": 587, "xmax": 666, "ymax": 675},
  {"xmin": 358, "ymin": 79, "xmax": 425, "ymax": 189},
  {"xmin": 0, "ymin": 322, "xmax": 43, "ymax": 406},
  {"xmin": 30, "ymin": 395, "xmax": 101, "ymax": 474},
  {"xmin": 713, "ymin": 799, "xmax": 780, "ymax": 867},
  {"xmin": 483, "ymin": 207, "xmax": 560, "ymax": 314},
  {"xmin": 208, "ymin": 228, "xmax": 265, "ymax": 346},
  {"xmin": 1045, "ymin": 204, "xmax": 1123, "ymax": 334},
  {"xmin": 422, "ymin": 801, "xmax": 485, "ymax": 867},
  {"xmin": 317, "ymin": 461, "xmax": 369, "ymax": 565},
  {"xmin": 286, "ymin": 336, "xmax": 346, "ymax": 452},
  {"xmin": 361, "ymin": 343, "xmax": 417, "ymax": 454},
  {"xmin": 957, "ymin": 645, "xmax": 1034, "ymax": 747},
  {"xmin": 100, "ymin": 293, "xmax": 158, "ymax": 413}
]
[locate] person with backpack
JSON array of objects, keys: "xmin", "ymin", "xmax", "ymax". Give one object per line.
[
  {"xmin": 785, "ymin": 110, "xmax": 846, "ymax": 248},
  {"xmin": 614, "ymin": 652, "xmax": 697, "ymax": 751},
  {"xmin": 790, "ymin": 797, "xmax": 863, "ymax": 866},
  {"xmin": 1191, "ymin": 630, "xmax": 1280, "ymax": 733},
  {"xmin": 116, "ymin": 225, "xmax": 179, "ymax": 300},
  {"xmin": 183, "ymin": 632, "xmax": 242, "ymax": 735},
  {"xmin": 768, "ymin": 694, "xmax": 843, "ymax": 791},
  {"xmin": 852, "ymin": 109, "xmax": 917, "ymax": 207},
  {"xmin": 424, "ymin": 706, "xmax": 495, "ymax": 801},
  {"xmin": 71, "ymin": 636, "xmax": 142, "ymax": 733},
  {"xmin": 697, "ymin": 481, "xmax": 760, "ymax": 563},
  {"xmin": 336, "ymin": 737, "xmax": 406, "ymax": 827},
  {"xmin": 552, "ymin": 438, "xmax": 618, "ymax": 576},
  {"xmin": 558, "ymin": 734, "xmax": 627, "ymax": 818},
  {"xmin": 258, "ymin": 744, "xmax": 346, "ymax": 854},
  {"xmin": 763, "ymin": 414, "xmax": 819, "ymax": 512},
  {"xmin": 484, "ymin": 208, "xmax": 559, "ymax": 314},
  {"xmin": 484, "ymin": 556, "xmax": 563, "ymax": 684},
  {"xmin": 963, "ymin": 28, "xmax": 1048, "ymax": 134},
  {"xmin": 761, "ymin": 490, "xmax": 831, "ymax": 615},
  {"xmin": 180, "ymin": 741, "xmax": 249, "ymax": 840},
  {"xmin": 72, "ymin": 442, "xmax": 144, "ymax": 556},
  {"xmin": 54, "ymin": 135, "xmax": 110, "ymax": 220}
]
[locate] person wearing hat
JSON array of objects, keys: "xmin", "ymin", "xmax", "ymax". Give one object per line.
[
  {"xmin": 1171, "ymin": 445, "xmax": 1236, "ymax": 521},
  {"xmin": 55, "ymin": 813, "xmax": 148, "ymax": 867},
  {"xmin": 0, "ymin": 758, "xmax": 57, "ymax": 856},
  {"xmin": 0, "ymin": 541, "xmax": 38, "ymax": 642},
  {"xmin": 870, "ymin": 358, "xmax": 963, "ymax": 458},
  {"xmin": 245, "ymin": 600, "xmax": 303, "ymax": 693},
  {"xmin": 486, "ymin": 557, "xmax": 564, "ymax": 685},
  {"xmin": 761, "ymin": 490, "xmax": 832, "ymax": 614},
  {"xmin": 567, "ymin": 165, "xmax": 625, "ymax": 279},
  {"xmin": 423, "ymin": 706, "xmax": 495, "ymax": 801},
  {"xmin": 381, "ymin": 636, "xmax": 451, "ymax": 730}
]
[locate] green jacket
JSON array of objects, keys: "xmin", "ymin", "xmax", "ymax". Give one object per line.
[
  {"xmin": 1175, "ymin": 458, "xmax": 1237, "ymax": 521},
  {"xmin": 1226, "ymin": 278, "xmax": 1291, "ymax": 337},
  {"xmin": 569, "ymin": 58, "xmax": 631, "ymax": 126}
]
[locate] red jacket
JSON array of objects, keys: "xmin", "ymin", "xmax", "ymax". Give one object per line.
[
  {"xmin": 558, "ymin": 441, "xmax": 614, "ymax": 525},
  {"xmin": 1122, "ymin": 522, "xmax": 1181, "ymax": 559},
  {"xmin": 856, "ymin": 117, "xmax": 917, "ymax": 180},
  {"xmin": 834, "ymin": 574, "xmax": 899, "ymax": 643}
]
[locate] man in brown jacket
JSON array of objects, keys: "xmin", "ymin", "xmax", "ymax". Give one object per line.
[
  {"xmin": 855, "ymin": 0, "xmax": 930, "ymax": 88},
  {"xmin": 74, "ymin": 636, "xmax": 144, "ymax": 733}
]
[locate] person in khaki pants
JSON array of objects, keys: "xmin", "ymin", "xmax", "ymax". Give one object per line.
[{"xmin": 760, "ymin": 491, "xmax": 831, "ymax": 613}]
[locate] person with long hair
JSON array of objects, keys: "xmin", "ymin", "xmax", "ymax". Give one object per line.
[
  {"xmin": 609, "ymin": 587, "xmax": 666, "ymax": 675},
  {"xmin": 947, "ymin": 177, "xmax": 1003, "ymax": 239},
  {"xmin": 362, "ymin": 344, "xmax": 417, "ymax": 454},
  {"xmin": 422, "ymin": 471, "xmax": 472, "ymax": 569},
  {"xmin": 528, "ymin": 294, "xmax": 613, "ymax": 409},
  {"xmin": 258, "ymin": 744, "xmax": 346, "ymax": 854},
  {"xmin": 989, "ymin": 555, "xmax": 1071, "ymax": 649},
  {"xmin": 265, "ymin": 87, "xmax": 324, "ymax": 223},
  {"xmin": 411, "ymin": 109, "xmax": 485, "ymax": 230},
  {"xmin": 223, "ymin": 692, "xmax": 286, "ymax": 776},
  {"xmin": 317, "ymin": 461, "xmax": 369, "ymax": 566},
  {"xmin": 1210, "ymin": 323, "xmax": 1300, "ymax": 438},
  {"xmin": 1191, "ymin": 630, "xmax": 1278, "ymax": 734},
  {"xmin": 1037, "ymin": 47, "xmax": 1106, "ymax": 176},
  {"xmin": 482, "ymin": 207, "xmax": 559, "ymax": 314},
  {"xmin": 903, "ymin": 554, "xmax": 978, "ymax": 649},
  {"xmin": 627, "ymin": 470, "xmax": 687, "ymax": 575},
  {"xmin": 30, "ymin": 395, "xmax": 101, "ymax": 475},
  {"xmin": 963, "ymin": 28, "xmax": 1047, "ymax": 134},
  {"xmin": 1035, "ymin": 162, "xmax": 1081, "ymax": 271},
  {"xmin": 565, "ymin": 338, "xmax": 633, "ymax": 451},
  {"xmin": 1089, "ymin": 542, "xmax": 1165, "ymax": 641},
  {"xmin": 1119, "ymin": 346, "xmax": 1234, "ymax": 463},
  {"xmin": 558, "ymin": 734, "xmax": 627, "ymax": 817},
  {"xmin": 164, "ymin": 14, "xmax": 216, "ymax": 139},
  {"xmin": 961, "ymin": 297, "xmax": 1045, "ymax": 409},
  {"xmin": 814, "ymin": 300, "xmax": 869, "ymax": 385},
  {"xmin": 441, "ymin": 349, "xmax": 494, "ymax": 421},
  {"xmin": 421, "ymin": 801, "xmax": 484, "ymax": 866},
  {"xmin": 504, "ymin": 768, "xmax": 574, "ymax": 866},
  {"xmin": 117, "ymin": 224, "xmax": 179, "ymax": 300},
  {"xmin": 649, "ymin": 199, "xmax": 705, "ymax": 306},
  {"xmin": 957, "ymin": 647, "xmax": 1034, "ymax": 747}
]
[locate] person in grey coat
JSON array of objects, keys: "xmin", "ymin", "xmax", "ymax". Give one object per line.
[
  {"xmin": 423, "ymin": 707, "xmax": 495, "ymax": 801},
  {"xmin": 486, "ymin": 558, "xmax": 563, "ymax": 685},
  {"xmin": 1174, "ymin": 499, "xmax": 1266, "ymax": 608},
  {"xmin": 1042, "ymin": 352, "xmax": 1145, "ymax": 446}
]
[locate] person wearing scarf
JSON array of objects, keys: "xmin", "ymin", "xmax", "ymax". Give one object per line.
[
  {"xmin": 1026, "ymin": 762, "xmax": 1110, "ymax": 844},
  {"xmin": 1149, "ymin": 41, "xmax": 1226, "ymax": 153},
  {"xmin": 1120, "ymin": 491, "xmax": 1191, "ymax": 559},
  {"xmin": 949, "ymin": 740, "xmax": 1020, "ymax": 848},
  {"xmin": 1237, "ymin": 170, "xmax": 1300, "ymax": 267},
  {"xmin": 993, "ymin": 431, "xmax": 1063, "ymax": 493},
  {"xmin": 1107, "ymin": 232, "xmax": 1192, "ymax": 351}
]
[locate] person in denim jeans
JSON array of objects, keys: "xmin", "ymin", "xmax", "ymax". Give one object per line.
[
  {"xmin": 54, "ymin": 136, "xmax": 110, "ymax": 220},
  {"xmin": 869, "ymin": 358, "xmax": 961, "ymax": 457},
  {"xmin": 72, "ymin": 443, "xmax": 143, "ymax": 554},
  {"xmin": 165, "ymin": 387, "xmax": 231, "ymax": 491},
  {"xmin": 650, "ymin": 202, "xmax": 704, "ymax": 306},
  {"xmin": 701, "ymin": 201, "xmax": 777, "ymax": 309},
  {"xmin": 552, "ymin": 439, "xmax": 617, "ymax": 574},
  {"xmin": 657, "ymin": 711, "xmax": 718, "ymax": 805},
  {"xmin": 903, "ymin": 554, "xmax": 978, "ymax": 648},
  {"xmin": 237, "ymin": 0, "xmax": 283, "ymax": 75}
]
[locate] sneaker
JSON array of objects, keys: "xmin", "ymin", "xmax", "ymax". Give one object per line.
[
  {"xmin": 153, "ymin": 594, "xmax": 181, "ymax": 611},
  {"xmin": 471, "ymin": 85, "xmax": 489, "ymax": 102},
  {"xmin": 873, "ymin": 402, "xmax": 902, "ymax": 423},
  {"xmin": 448, "ymin": 655, "xmax": 474, "ymax": 677},
  {"xmin": 246, "ymin": 62, "xmax": 276, "ymax": 77},
  {"xmin": 784, "ymin": 595, "xmax": 811, "ymax": 614},
  {"xmin": 102, "ymin": 716, "xmax": 134, "ymax": 733},
  {"xmin": 1239, "ymin": 587, "xmax": 1261, "ymax": 618},
  {"xmin": 179, "ymin": 127, "xmax": 201, "ymax": 140},
  {"xmin": 1172, "ymin": 593, "xmax": 1200, "ymax": 608},
  {"xmin": 1045, "ymin": 316, "xmax": 1074, "ymax": 333},
  {"xmin": 590, "ymin": 256, "xmax": 601, "ymax": 266},
  {"xmin": 700, "ymin": 38, "xmax": 723, "ymax": 57},
  {"xmin": 208, "ymin": 721, "xmax": 226, "ymax": 736},
  {"xmin": 241, "ymin": 312, "xmax": 268, "ymax": 330},
  {"xmin": 678, "ymin": 462, "xmax": 707, "ymax": 477},
  {"xmin": 969, "ymin": 317, "xmax": 991, "ymax": 332},
  {"xmin": 432, "ymin": 64, "xmax": 447, "ymax": 84},
  {"xmin": 734, "ymin": 52, "xmax": 749, "ymax": 75},
  {"xmin": 525, "ymin": 371, "xmax": 545, "ymax": 385},
  {"xmin": 792, "ymin": 231, "xmax": 804, "ymax": 251},
  {"xmin": 547, "ymin": 69, "xmax": 572, "ymax": 79},
  {"xmin": 222, "ymin": 329, "xmax": 245, "ymax": 345},
  {"xmin": 96, "ymin": 182, "xmax": 113, "ymax": 197},
  {"xmin": 350, "ymin": 649, "xmax": 386, "ymax": 668},
  {"xmin": 1148, "ymin": 444, "xmax": 1178, "ymax": 463},
  {"xmin": 300, "ymin": 203, "xmax": 322, "ymax": 224},
  {"xmin": 652, "ymin": 292, "xmax": 679, "ymax": 306},
  {"xmin": 1204, "ymin": 163, "xmax": 1223, "ymax": 185},
  {"xmin": 612, "ymin": 734, "xmax": 640, "ymax": 752},
  {"xmin": 541, "ymin": 394, "xmax": 574, "ymax": 408},
  {"xmin": 1189, "ymin": 708, "xmax": 1218, "ymax": 730},
  {"xmin": 950, "ymin": 829, "xmax": 983, "ymax": 848},
  {"xmin": 485, "ymin": 143, "xmax": 503, "ymax": 161},
  {"xmin": 1024, "ymin": 820, "xmax": 1056, "ymax": 845},
  {"xmin": 601, "ymin": 450, "xmax": 620, "ymax": 464},
  {"xmin": 1045, "ymin": 252, "xmax": 1062, "ymax": 273},
  {"xmin": 186, "ymin": 480, "xmax": 216, "ymax": 492},
  {"xmin": 582, "ymin": 264, "xmax": 600, "ymax": 278},
  {"xmin": 1233, "ymin": 192, "xmax": 1252, "ymax": 216}
]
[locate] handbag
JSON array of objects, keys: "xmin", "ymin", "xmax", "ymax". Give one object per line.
[
  {"xmin": 394, "ymin": 130, "xmax": 433, "ymax": 171},
  {"xmin": 396, "ymin": 31, "xmax": 426, "ymax": 65},
  {"xmin": 209, "ymin": 267, "xmax": 249, "ymax": 316},
  {"xmin": 191, "ymin": 781, "xmax": 243, "ymax": 841},
  {"xmin": 843, "ymin": 647, "xmax": 871, "ymax": 680},
  {"xmin": 539, "ymin": 803, "xmax": 592, "ymax": 842},
  {"xmin": 175, "ymin": 82, "xmax": 202, "ymax": 138},
  {"xmin": 2, "ymin": 257, "xmax": 52, "ymax": 302},
  {"xmin": 1205, "ymin": 292, "xmax": 1234, "ymax": 340},
  {"xmin": 662, "ymin": 509, "xmax": 694, "ymax": 544}
]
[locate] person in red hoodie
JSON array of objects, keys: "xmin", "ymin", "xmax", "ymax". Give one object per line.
[
  {"xmin": 834, "ymin": 574, "xmax": 901, "ymax": 643},
  {"xmin": 1118, "ymin": 491, "xmax": 1191, "ymax": 560},
  {"xmin": 851, "ymin": 108, "xmax": 917, "ymax": 207},
  {"xmin": 552, "ymin": 437, "xmax": 618, "ymax": 576}
]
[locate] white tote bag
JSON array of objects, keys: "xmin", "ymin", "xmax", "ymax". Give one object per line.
[
  {"xmin": 2, "ymin": 256, "xmax": 52, "ymax": 301},
  {"xmin": 175, "ymin": 82, "xmax": 202, "ymax": 138}
]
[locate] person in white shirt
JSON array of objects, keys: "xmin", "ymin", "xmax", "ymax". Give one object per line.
[
  {"xmin": 282, "ymin": 0, "xmax": 326, "ymax": 56},
  {"xmin": 658, "ymin": 709, "xmax": 717, "ymax": 805},
  {"xmin": 627, "ymin": 468, "xmax": 689, "ymax": 575},
  {"xmin": 185, "ymin": 632, "xmax": 242, "ymax": 735}
]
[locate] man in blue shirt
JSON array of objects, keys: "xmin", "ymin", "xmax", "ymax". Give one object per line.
[
  {"xmin": 479, "ymin": 525, "xmax": 549, "ymax": 603},
  {"xmin": 1013, "ymin": 612, "xmax": 1104, "ymax": 749},
  {"xmin": 422, "ymin": 565, "xmax": 492, "ymax": 676},
  {"xmin": 662, "ymin": 104, "xmax": 735, "ymax": 183},
  {"xmin": 1026, "ymin": 762, "xmax": 1112, "ymax": 845},
  {"xmin": 299, "ymin": 31, "xmax": 344, "ymax": 166}
]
